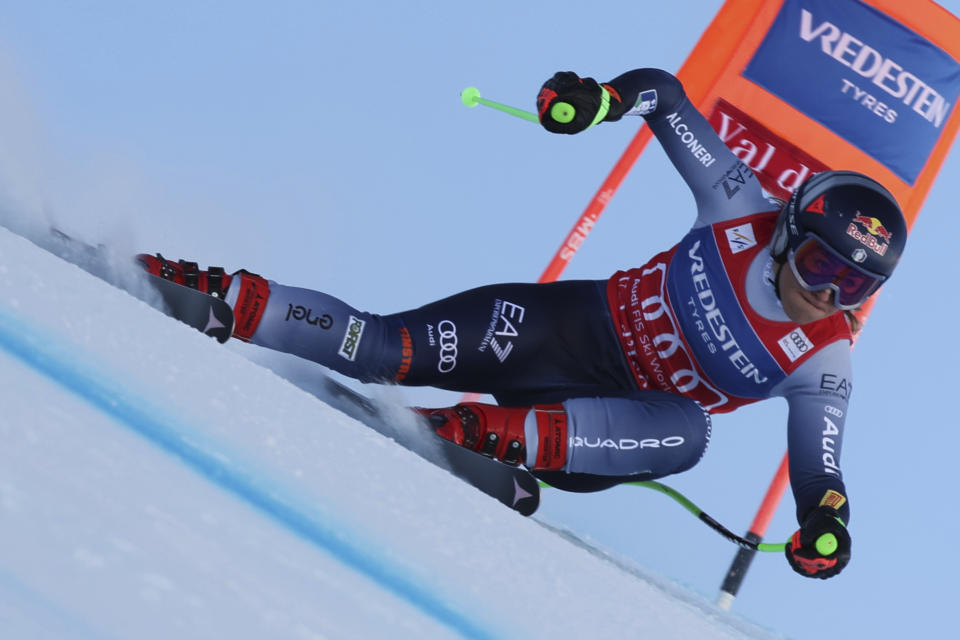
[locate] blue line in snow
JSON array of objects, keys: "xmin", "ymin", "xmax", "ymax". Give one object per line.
[
  {"xmin": 0, "ymin": 568, "xmax": 122, "ymax": 640},
  {"xmin": 0, "ymin": 306, "xmax": 498, "ymax": 640}
]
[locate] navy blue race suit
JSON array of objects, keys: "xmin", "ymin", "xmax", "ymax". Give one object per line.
[{"xmin": 234, "ymin": 69, "xmax": 854, "ymax": 526}]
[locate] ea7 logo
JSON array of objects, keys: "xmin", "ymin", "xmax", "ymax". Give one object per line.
[
  {"xmin": 714, "ymin": 161, "xmax": 755, "ymax": 200},
  {"xmin": 492, "ymin": 301, "xmax": 524, "ymax": 362},
  {"xmin": 820, "ymin": 373, "xmax": 851, "ymax": 400},
  {"xmin": 480, "ymin": 300, "xmax": 526, "ymax": 364}
]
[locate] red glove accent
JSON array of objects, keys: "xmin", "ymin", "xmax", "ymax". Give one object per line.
[
  {"xmin": 536, "ymin": 71, "xmax": 605, "ymax": 134},
  {"xmin": 785, "ymin": 507, "xmax": 851, "ymax": 579}
]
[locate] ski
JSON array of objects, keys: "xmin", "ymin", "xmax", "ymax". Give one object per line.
[
  {"xmin": 42, "ymin": 228, "xmax": 539, "ymax": 514},
  {"xmin": 320, "ymin": 378, "xmax": 541, "ymax": 516},
  {"xmin": 46, "ymin": 229, "xmax": 233, "ymax": 342},
  {"xmin": 142, "ymin": 275, "xmax": 234, "ymax": 343}
]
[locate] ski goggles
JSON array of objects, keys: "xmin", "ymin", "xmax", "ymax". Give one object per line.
[{"xmin": 787, "ymin": 235, "xmax": 885, "ymax": 310}]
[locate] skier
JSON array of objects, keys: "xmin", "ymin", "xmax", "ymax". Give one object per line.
[{"xmin": 139, "ymin": 68, "xmax": 907, "ymax": 579}]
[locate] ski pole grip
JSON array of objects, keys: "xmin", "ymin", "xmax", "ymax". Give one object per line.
[
  {"xmin": 815, "ymin": 532, "xmax": 838, "ymax": 556},
  {"xmin": 550, "ymin": 101, "xmax": 576, "ymax": 123}
]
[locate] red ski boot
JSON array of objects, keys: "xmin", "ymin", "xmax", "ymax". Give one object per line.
[
  {"xmin": 136, "ymin": 253, "xmax": 232, "ymax": 297},
  {"xmin": 136, "ymin": 253, "xmax": 270, "ymax": 342},
  {"xmin": 416, "ymin": 402, "xmax": 568, "ymax": 470}
]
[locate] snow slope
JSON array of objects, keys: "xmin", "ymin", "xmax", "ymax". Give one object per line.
[{"xmin": 0, "ymin": 225, "xmax": 778, "ymax": 639}]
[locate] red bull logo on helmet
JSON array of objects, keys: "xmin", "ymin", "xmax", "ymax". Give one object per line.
[{"xmin": 847, "ymin": 213, "xmax": 892, "ymax": 255}]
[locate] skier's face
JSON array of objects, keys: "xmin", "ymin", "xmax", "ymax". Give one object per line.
[{"xmin": 777, "ymin": 263, "xmax": 838, "ymax": 325}]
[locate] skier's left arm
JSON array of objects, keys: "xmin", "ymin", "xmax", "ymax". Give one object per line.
[
  {"xmin": 536, "ymin": 69, "xmax": 773, "ymax": 226},
  {"xmin": 776, "ymin": 342, "xmax": 854, "ymax": 579}
]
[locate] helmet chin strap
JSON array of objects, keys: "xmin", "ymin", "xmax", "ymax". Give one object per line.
[
  {"xmin": 770, "ymin": 257, "xmax": 784, "ymax": 302},
  {"xmin": 768, "ymin": 244, "xmax": 787, "ymax": 302}
]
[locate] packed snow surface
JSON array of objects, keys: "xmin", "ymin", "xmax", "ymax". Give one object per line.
[{"xmin": 0, "ymin": 226, "xmax": 777, "ymax": 638}]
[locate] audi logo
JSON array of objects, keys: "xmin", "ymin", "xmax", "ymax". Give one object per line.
[
  {"xmin": 788, "ymin": 330, "xmax": 810, "ymax": 352},
  {"xmin": 437, "ymin": 320, "xmax": 458, "ymax": 373}
]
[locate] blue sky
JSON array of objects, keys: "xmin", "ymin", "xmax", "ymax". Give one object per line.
[{"xmin": 1, "ymin": 2, "xmax": 958, "ymax": 638}]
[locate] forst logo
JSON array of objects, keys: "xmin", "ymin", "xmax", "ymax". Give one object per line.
[
  {"xmin": 743, "ymin": 0, "xmax": 960, "ymax": 184},
  {"xmin": 337, "ymin": 315, "xmax": 366, "ymax": 362}
]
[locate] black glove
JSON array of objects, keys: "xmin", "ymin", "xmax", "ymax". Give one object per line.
[
  {"xmin": 536, "ymin": 72, "xmax": 609, "ymax": 134},
  {"xmin": 785, "ymin": 506, "xmax": 851, "ymax": 579}
]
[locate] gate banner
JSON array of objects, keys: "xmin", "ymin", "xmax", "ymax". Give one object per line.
[
  {"xmin": 675, "ymin": 0, "xmax": 960, "ymax": 223},
  {"xmin": 743, "ymin": 0, "xmax": 960, "ymax": 185},
  {"xmin": 664, "ymin": 0, "xmax": 960, "ymax": 606}
]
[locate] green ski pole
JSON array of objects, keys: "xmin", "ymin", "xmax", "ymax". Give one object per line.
[
  {"xmin": 541, "ymin": 479, "xmax": 788, "ymax": 552},
  {"xmin": 626, "ymin": 480, "xmax": 787, "ymax": 552},
  {"xmin": 460, "ymin": 87, "xmax": 539, "ymax": 124}
]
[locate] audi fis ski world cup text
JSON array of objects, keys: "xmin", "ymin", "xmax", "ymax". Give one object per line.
[{"xmin": 619, "ymin": 263, "xmax": 730, "ymax": 411}]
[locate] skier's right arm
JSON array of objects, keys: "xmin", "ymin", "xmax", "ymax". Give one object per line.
[{"xmin": 537, "ymin": 69, "xmax": 772, "ymax": 225}]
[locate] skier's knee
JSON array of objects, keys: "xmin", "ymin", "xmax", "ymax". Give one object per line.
[
  {"xmin": 667, "ymin": 402, "xmax": 711, "ymax": 474},
  {"xmin": 563, "ymin": 393, "xmax": 711, "ymax": 477}
]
